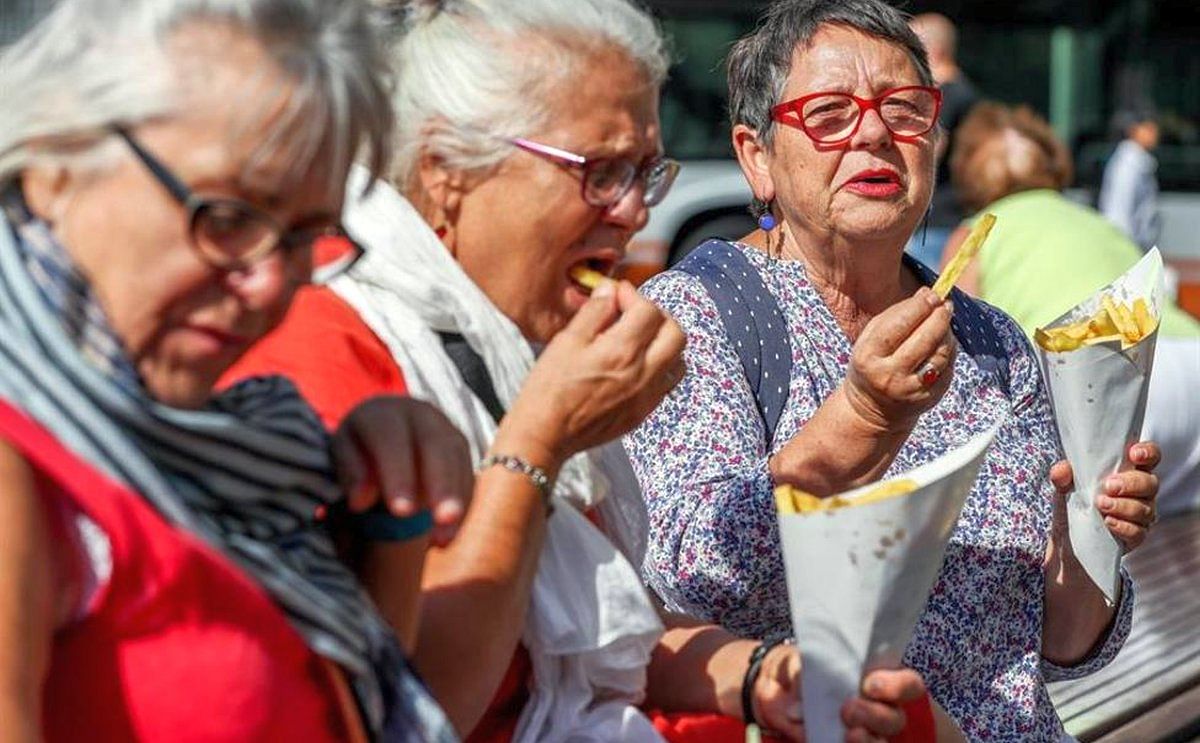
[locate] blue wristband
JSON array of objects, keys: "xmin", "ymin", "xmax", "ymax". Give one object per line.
[{"xmin": 354, "ymin": 507, "xmax": 433, "ymax": 541}]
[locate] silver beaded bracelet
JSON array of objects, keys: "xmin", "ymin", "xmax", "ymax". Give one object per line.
[{"xmin": 476, "ymin": 454, "xmax": 554, "ymax": 512}]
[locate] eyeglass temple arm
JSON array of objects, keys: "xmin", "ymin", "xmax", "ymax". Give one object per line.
[
  {"xmin": 509, "ymin": 137, "xmax": 587, "ymax": 166},
  {"xmin": 111, "ymin": 126, "xmax": 193, "ymax": 204}
]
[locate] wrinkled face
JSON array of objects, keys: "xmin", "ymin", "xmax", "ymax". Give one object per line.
[
  {"xmin": 764, "ymin": 25, "xmax": 937, "ymax": 248},
  {"xmin": 22, "ymin": 23, "xmax": 346, "ymax": 408},
  {"xmin": 450, "ymin": 46, "xmax": 662, "ymax": 343}
]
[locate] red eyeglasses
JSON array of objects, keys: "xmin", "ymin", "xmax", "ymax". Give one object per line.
[{"xmin": 770, "ymin": 86, "xmax": 943, "ymax": 146}]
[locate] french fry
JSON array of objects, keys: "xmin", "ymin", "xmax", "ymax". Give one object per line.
[
  {"xmin": 1036, "ymin": 293, "xmax": 1158, "ymax": 352},
  {"xmin": 774, "ymin": 479, "xmax": 919, "ymax": 514},
  {"xmin": 1133, "ymin": 299, "xmax": 1155, "ymax": 337},
  {"xmin": 569, "ymin": 265, "xmax": 608, "ymax": 292},
  {"xmin": 932, "ymin": 213, "xmax": 997, "ymax": 299}
]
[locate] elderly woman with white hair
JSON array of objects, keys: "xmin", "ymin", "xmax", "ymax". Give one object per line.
[
  {"xmin": 0, "ymin": 0, "xmax": 472, "ymax": 740},
  {"xmin": 226, "ymin": 1, "xmax": 957, "ymax": 741}
]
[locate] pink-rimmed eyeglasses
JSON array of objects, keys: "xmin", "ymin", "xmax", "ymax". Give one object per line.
[
  {"xmin": 770, "ymin": 86, "xmax": 943, "ymax": 146},
  {"xmin": 507, "ymin": 137, "xmax": 681, "ymax": 208}
]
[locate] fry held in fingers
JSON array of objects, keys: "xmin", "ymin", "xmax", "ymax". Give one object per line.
[{"xmin": 932, "ymin": 213, "xmax": 995, "ymax": 299}]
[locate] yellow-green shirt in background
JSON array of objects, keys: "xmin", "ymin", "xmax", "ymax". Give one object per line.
[{"xmin": 971, "ymin": 189, "xmax": 1200, "ymax": 339}]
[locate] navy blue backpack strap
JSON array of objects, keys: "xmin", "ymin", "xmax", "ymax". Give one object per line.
[
  {"xmin": 674, "ymin": 240, "xmax": 792, "ymax": 445},
  {"xmin": 905, "ymin": 254, "xmax": 1011, "ymax": 396}
]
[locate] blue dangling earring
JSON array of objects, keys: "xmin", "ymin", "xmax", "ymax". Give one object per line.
[{"xmin": 758, "ymin": 212, "xmax": 777, "ymax": 232}]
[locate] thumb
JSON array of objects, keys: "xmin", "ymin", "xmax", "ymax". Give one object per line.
[
  {"xmin": 565, "ymin": 280, "xmax": 619, "ymax": 340},
  {"xmin": 1049, "ymin": 460, "xmax": 1074, "ymax": 496}
]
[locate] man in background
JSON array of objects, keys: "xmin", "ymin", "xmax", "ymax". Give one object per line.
[
  {"xmin": 1100, "ymin": 109, "xmax": 1161, "ymax": 252},
  {"xmin": 908, "ymin": 12, "xmax": 979, "ymax": 268}
]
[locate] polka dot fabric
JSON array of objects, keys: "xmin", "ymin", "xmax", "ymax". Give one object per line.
[{"xmin": 623, "ymin": 240, "xmax": 1133, "ymax": 741}]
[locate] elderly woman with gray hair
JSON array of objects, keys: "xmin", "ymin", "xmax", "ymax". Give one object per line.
[
  {"xmin": 0, "ymin": 0, "xmax": 472, "ymax": 740},
  {"xmin": 625, "ymin": 0, "xmax": 1164, "ymax": 740},
  {"xmin": 226, "ymin": 0, "xmax": 951, "ymax": 741}
]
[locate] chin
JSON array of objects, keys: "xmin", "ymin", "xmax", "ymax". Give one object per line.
[{"xmin": 143, "ymin": 369, "xmax": 217, "ymax": 410}]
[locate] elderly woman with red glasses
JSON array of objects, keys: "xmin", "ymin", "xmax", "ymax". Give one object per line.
[{"xmin": 624, "ymin": 0, "xmax": 1163, "ymax": 739}]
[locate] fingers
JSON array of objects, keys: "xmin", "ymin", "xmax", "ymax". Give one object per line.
[
  {"xmin": 893, "ymin": 302, "xmax": 954, "ymax": 371},
  {"xmin": 407, "ymin": 400, "xmax": 473, "ymax": 545},
  {"xmin": 863, "ymin": 287, "xmax": 942, "ymax": 356},
  {"xmin": 1129, "ymin": 441, "xmax": 1162, "ymax": 472},
  {"xmin": 331, "ymin": 419, "xmax": 375, "ymax": 511},
  {"xmin": 861, "ymin": 668, "xmax": 925, "ymax": 705},
  {"xmin": 600, "ymin": 283, "xmax": 670, "ymax": 351},
  {"xmin": 1097, "ymin": 490, "xmax": 1155, "ymax": 527},
  {"xmin": 565, "ymin": 280, "xmax": 620, "ymax": 340},
  {"xmin": 1049, "ymin": 460, "xmax": 1074, "ymax": 495},
  {"xmin": 841, "ymin": 697, "xmax": 905, "ymax": 739}
]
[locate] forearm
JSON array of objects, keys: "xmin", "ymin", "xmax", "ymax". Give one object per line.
[
  {"xmin": 645, "ymin": 614, "xmax": 755, "ymax": 718},
  {"xmin": 770, "ymin": 385, "xmax": 911, "ymax": 494},
  {"xmin": 1041, "ymin": 545, "xmax": 1117, "ymax": 665},
  {"xmin": 0, "ymin": 446, "xmax": 62, "ymax": 743},
  {"xmin": 360, "ymin": 539, "xmax": 429, "ymax": 654},
  {"xmin": 411, "ymin": 429, "xmax": 554, "ymax": 735}
]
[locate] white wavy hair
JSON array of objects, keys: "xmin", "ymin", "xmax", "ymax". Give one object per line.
[
  {"xmin": 0, "ymin": 0, "xmax": 395, "ymax": 197},
  {"xmin": 382, "ymin": 0, "xmax": 669, "ymax": 185}
]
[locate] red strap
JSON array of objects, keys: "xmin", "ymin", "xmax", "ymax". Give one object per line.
[{"xmin": 889, "ymin": 694, "xmax": 936, "ymax": 743}]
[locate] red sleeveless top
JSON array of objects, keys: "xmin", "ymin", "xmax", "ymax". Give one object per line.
[{"xmin": 0, "ymin": 399, "xmax": 361, "ymax": 743}]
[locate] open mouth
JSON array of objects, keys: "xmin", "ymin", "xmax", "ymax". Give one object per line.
[{"xmin": 568, "ymin": 256, "xmax": 618, "ymax": 292}]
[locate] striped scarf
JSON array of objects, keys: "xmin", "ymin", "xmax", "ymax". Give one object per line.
[{"xmin": 0, "ymin": 187, "xmax": 455, "ymax": 742}]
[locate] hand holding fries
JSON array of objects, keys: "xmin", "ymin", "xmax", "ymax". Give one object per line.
[
  {"xmin": 843, "ymin": 287, "xmax": 957, "ymax": 432},
  {"xmin": 500, "ymin": 279, "xmax": 686, "ymax": 466}
]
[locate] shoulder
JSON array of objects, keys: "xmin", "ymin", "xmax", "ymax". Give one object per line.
[
  {"xmin": 224, "ymin": 287, "xmax": 406, "ymax": 429},
  {"xmin": 640, "ymin": 262, "xmax": 721, "ymax": 329}
]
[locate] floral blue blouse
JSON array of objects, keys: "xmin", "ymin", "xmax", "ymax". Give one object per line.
[{"xmin": 624, "ymin": 240, "xmax": 1134, "ymax": 741}]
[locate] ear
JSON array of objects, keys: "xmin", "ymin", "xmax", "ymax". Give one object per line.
[
  {"xmin": 414, "ymin": 150, "xmax": 469, "ymax": 231},
  {"xmin": 20, "ymin": 165, "xmax": 73, "ymax": 224},
  {"xmin": 732, "ymin": 124, "xmax": 775, "ymax": 203}
]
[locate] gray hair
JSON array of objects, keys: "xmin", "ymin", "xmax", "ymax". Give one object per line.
[
  {"xmin": 381, "ymin": 0, "xmax": 669, "ymax": 186},
  {"xmin": 0, "ymin": 0, "xmax": 395, "ymax": 198},
  {"xmin": 728, "ymin": 0, "xmax": 933, "ymax": 147}
]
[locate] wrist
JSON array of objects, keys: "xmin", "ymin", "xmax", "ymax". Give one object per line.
[
  {"xmin": 491, "ymin": 423, "xmax": 563, "ymax": 480},
  {"xmin": 742, "ymin": 637, "xmax": 792, "ymax": 724},
  {"xmin": 838, "ymin": 381, "xmax": 917, "ymax": 437}
]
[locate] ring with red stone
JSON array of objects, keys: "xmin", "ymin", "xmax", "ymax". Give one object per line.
[{"xmin": 918, "ymin": 361, "xmax": 940, "ymax": 387}]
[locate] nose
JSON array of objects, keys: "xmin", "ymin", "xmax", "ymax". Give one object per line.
[
  {"xmin": 221, "ymin": 250, "xmax": 295, "ymax": 311},
  {"xmin": 850, "ymin": 107, "xmax": 893, "ymax": 151},
  {"xmin": 603, "ymin": 179, "xmax": 650, "ymax": 232}
]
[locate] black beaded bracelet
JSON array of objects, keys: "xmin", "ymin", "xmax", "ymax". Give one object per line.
[{"xmin": 742, "ymin": 636, "xmax": 793, "ymax": 726}]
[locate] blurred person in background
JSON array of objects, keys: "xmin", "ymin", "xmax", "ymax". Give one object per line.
[
  {"xmin": 626, "ymin": 0, "xmax": 1164, "ymax": 739},
  {"xmin": 226, "ymin": 0, "xmax": 936, "ymax": 741},
  {"xmin": 1099, "ymin": 108, "xmax": 1161, "ymax": 252},
  {"xmin": 944, "ymin": 101, "xmax": 1200, "ymax": 515},
  {"xmin": 0, "ymin": 0, "xmax": 465, "ymax": 740},
  {"xmin": 906, "ymin": 12, "xmax": 979, "ymax": 269}
]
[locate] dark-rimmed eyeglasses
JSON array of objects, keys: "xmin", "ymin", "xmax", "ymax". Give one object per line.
[
  {"xmin": 770, "ymin": 86, "xmax": 943, "ymax": 146},
  {"xmin": 507, "ymin": 137, "xmax": 681, "ymax": 208},
  {"xmin": 113, "ymin": 127, "xmax": 364, "ymax": 285}
]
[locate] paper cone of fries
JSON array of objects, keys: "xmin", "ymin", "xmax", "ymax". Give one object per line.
[
  {"xmin": 1035, "ymin": 248, "xmax": 1164, "ymax": 603},
  {"xmin": 776, "ymin": 426, "xmax": 998, "ymax": 741}
]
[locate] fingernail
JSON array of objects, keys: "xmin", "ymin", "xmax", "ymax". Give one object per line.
[
  {"xmin": 864, "ymin": 677, "xmax": 881, "ymax": 695},
  {"xmin": 593, "ymin": 280, "xmax": 616, "ymax": 298},
  {"xmin": 1105, "ymin": 477, "xmax": 1124, "ymax": 496},
  {"xmin": 1097, "ymin": 495, "xmax": 1114, "ymax": 510},
  {"xmin": 390, "ymin": 495, "xmax": 414, "ymax": 516}
]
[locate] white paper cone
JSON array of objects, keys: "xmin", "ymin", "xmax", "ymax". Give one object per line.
[
  {"xmin": 778, "ymin": 426, "xmax": 998, "ymax": 742},
  {"xmin": 1037, "ymin": 248, "xmax": 1164, "ymax": 603}
]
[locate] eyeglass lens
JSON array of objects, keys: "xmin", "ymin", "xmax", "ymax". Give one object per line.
[{"xmin": 802, "ymin": 88, "xmax": 939, "ymax": 142}]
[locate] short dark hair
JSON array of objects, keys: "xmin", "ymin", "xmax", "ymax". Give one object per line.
[{"xmin": 727, "ymin": 0, "xmax": 933, "ymax": 146}]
